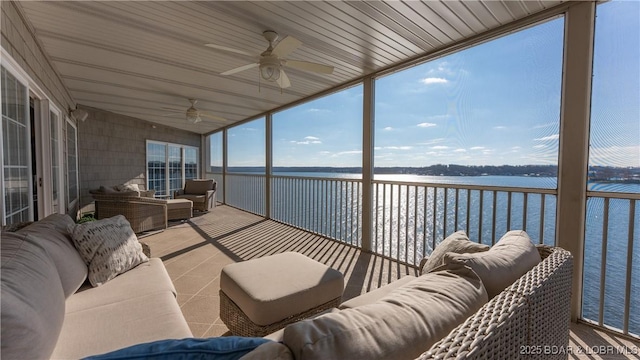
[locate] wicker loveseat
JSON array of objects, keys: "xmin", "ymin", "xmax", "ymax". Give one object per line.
[
  {"xmin": 91, "ymin": 193, "xmax": 168, "ymax": 233},
  {"xmin": 238, "ymin": 239, "xmax": 573, "ymax": 360}
]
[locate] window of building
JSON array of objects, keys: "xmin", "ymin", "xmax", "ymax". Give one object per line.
[{"xmin": 146, "ymin": 141, "xmax": 198, "ymax": 197}]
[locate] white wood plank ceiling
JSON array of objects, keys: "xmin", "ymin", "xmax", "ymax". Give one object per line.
[{"xmin": 18, "ymin": 1, "xmax": 566, "ymax": 134}]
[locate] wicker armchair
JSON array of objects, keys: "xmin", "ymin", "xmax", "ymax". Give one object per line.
[
  {"xmin": 91, "ymin": 193, "xmax": 167, "ymax": 233},
  {"xmin": 174, "ymin": 179, "xmax": 216, "ymax": 212}
]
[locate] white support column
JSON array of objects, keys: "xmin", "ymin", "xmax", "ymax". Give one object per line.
[
  {"xmin": 223, "ymin": 128, "xmax": 228, "ymax": 205},
  {"xmin": 556, "ymin": 1, "xmax": 595, "ymax": 322},
  {"xmin": 265, "ymin": 113, "xmax": 273, "ymax": 219},
  {"xmin": 361, "ymin": 76, "xmax": 375, "ymax": 252}
]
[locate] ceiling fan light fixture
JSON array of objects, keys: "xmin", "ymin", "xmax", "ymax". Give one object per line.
[{"xmin": 259, "ymin": 56, "xmax": 281, "ymax": 82}]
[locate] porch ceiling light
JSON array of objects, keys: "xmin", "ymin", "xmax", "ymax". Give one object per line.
[{"xmin": 259, "ymin": 56, "xmax": 281, "ymax": 82}]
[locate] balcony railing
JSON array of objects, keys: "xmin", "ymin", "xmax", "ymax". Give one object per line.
[{"xmin": 210, "ymin": 172, "xmax": 638, "ymax": 337}]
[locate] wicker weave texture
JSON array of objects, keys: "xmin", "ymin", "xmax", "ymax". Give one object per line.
[
  {"xmin": 418, "ymin": 246, "xmax": 573, "ymax": 360},
  {"xmin": 93, "ymin": 194, "xmax": 167, "ymax": 233},
  {"xmin": 219, "ymin": 290, "xmax": 341, "ymax": 337}
]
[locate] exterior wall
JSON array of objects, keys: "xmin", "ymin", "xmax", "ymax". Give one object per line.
[
  {"xmin": 78, "ymin": 106, "xmax": 201, "ymax": 212},
  {"xmin": 0, "ymin": 1, "xmax": 75, "ymax": 112}
]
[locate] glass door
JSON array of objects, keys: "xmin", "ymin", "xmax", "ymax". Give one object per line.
[{"xmin": 1, "ymin": 66, "xmax": 32, "ymax": 225}]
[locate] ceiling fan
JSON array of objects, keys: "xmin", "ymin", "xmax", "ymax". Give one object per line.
[
  {"xmin": 161, "ymin": 99, "xmax": 226, "ymax": 124},
  {"xmin": 206, "ymin": 30, "xmax": 334, "ymax": 89}
]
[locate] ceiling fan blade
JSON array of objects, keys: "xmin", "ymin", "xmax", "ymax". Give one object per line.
[
  {"xmin": 284, "ymin": 60, "xmax": 334, "ymax": 74},
  {"xmin": 199, "ymin": 112, "xmax": 227, "ymax": 122},
  {"xmin": 272, "ymin": 36, "xmax": 302, "ymax": 58},
  {"xmin": 205, "ymin": 44, "xmax": 254, "ymax": 57},
  {"xmin": 276, "ymin": 69, "xmax": 291, "ymax": 89},
  {"xmin": 221, "ymin": 62, "xmax": 259, "ymax": 76}
]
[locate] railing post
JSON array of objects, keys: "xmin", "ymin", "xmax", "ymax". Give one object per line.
[
  {"xmin": 223, "ymin": 128, "xmax": 228, "ymax": 205},
  {"xmin": 556, "ymin": 1, "xmax": 595, "ymax": 323},
  {"xmin": 265, "ymin": 113, "xmax": 272, "ymax": 219},
  {"xmin": 361, "ymin": 76, "xmax": 375, "ymax": 252}
]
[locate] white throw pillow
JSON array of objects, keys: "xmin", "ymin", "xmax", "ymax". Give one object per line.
[{"xmin": 68, "ymin": 215, "xmax": 148, "ymax": 287}]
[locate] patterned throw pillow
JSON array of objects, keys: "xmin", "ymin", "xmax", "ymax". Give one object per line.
[{"xmin": 68, "ymin": 215, "xmax": 148, "ymax": 287}]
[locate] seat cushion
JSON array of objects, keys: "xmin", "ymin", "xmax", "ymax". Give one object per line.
[
  {"xmin": 444, "ymin": 230, "xmax": 541, "ymax": 298},
  {"xmin": 66, "ymin": 258, "xmax": 176, "ymax": 313},
  {"xmin": 17, "ymin": 213, "xmax": 88, "ymax": 297},
  {"xmin": 282, "ymin": 263, "xmax": 488, "ymax": 360},
  {"xmin": 166, "ymin": 198, "xmax": 193, "ymax": 209},
  {"xmin": 420, "ymin": 230, "xmax": 489, "ymax": 274},
  {"xmin": 52, "ymin": 291, "xmax": 193, "ymax": 359},
  {"xmin": 175, "ymin": 194, "xmax": 206, "ymax": 203},
  {"xmin": 1, "ymin": 231, "xmax": 66, "ymax": 360},
  {"xmin": 220, "ymin": 252, "xmax": 344, "ymax": 326},
  {"xmin": 339, "ymin": 275, "xmax": 416, "ymax": 309}
]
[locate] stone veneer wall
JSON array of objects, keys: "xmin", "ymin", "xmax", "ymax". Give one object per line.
[{"xmin": 78, "ymin": 105, "xmax": 201, "ymax": 213}]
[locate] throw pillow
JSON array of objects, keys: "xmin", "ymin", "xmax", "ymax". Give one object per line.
[
  {"xmin": 444, "ymin": 230, "xmax": 542, "ymax": 299},
  {"xmin": 115, "ymin": 183, "xmax": 140, "ymax": 192},
  {"xmin": 83, "ymin": 337, "xmax": 272, "ymax": 360},
  {"xmin": 68, "ymin": 215, "xmax": 148, "ymax": 287},
  {"xmin": 420, "ymin": 230, "xmax": 490, "ymax": 274}
]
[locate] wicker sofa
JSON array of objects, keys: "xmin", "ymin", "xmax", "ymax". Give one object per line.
[
  {"xmin": 240, "ymin": 239, "xmax": 573, "ymax": 360},
  {"xmin": 91, "ymin": 192, "xmax": 168, "ymax": 233}
]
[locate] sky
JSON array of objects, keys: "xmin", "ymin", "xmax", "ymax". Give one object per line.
[{"xmin": 214, "ymin": 1, "xmax": 639, "ymax": 169}]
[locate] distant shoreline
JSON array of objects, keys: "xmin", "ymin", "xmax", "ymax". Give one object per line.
[{"xmin": 208, "ymin": 165, "xmax": 639, "ymax": 183}]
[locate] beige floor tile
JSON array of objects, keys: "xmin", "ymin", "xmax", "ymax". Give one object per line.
[
  {"xmin": 203, "ymin": 324, "xmax": 231, "ymax": 338},
  {"xmin": 181, "ymin": 295, "xmax": 220, "ymax": 324},
  {"xmin": 173, "ymin": 275, "xmax": 214, "ymax": 296},
  {"xmin": 188, "ymin": 322, "xmax": 213, "ymax": 338}
]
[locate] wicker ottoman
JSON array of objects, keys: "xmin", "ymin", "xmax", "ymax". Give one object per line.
[
  {"xmin": 220, "ymin": 252, "xmax": 344, "ymax": 337},
  {"xmin": 166, "ymin": 199, "xmax": 192, "ymax": 221}
]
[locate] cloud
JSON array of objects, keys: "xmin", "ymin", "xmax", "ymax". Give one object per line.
[
  {"xmin": 533, "ymin": 122, "xmax": 556, "ymax": 129},
  {"xmin": 431, "ymin": 145, "xmax": 449, "ymax": 150},
  {"xmin": 426, "ymin": 114, "xmax": 450, "ymax": 121},
  {"xmin": 534, "ymin": 134, "xmax": 559, "ymax": 141},
  {"xmin": 421, "ymin": 77, "xmax": 448, "ymax": 85},
  {"xmin": 417, "ymin": 122, "xmax": 437, "ymax": 128},
  {"xmin": 512, "ymin": 146, "xmax": 521, "ymax": 150},
  {"xmin": 332, "ymin": 150, "xmax": 362, "ymax": 157},
  {"xmin": 454, "ymin": 148, "xmax": 467, "ymax": 153},
  {"xmin": 470, "ymin": 146, "xmax": 485, "ymax": 150},
  {"xmin": 533, "ymin": 145, "xmax": 546, "ymax": 149},
  {"xmin": 291, "ymin": 136, "xmax": 322, "ymax": 145},
  {"xmin": 383, "ymin": 127, "xmax": 394, "ymax": 131},
  {"xmin": 318, "ymin": 151, "xmax": 331, "ymax": 155},
  {"xmin": 589, "ymin": 145, "xmax": 640, "ymax": 167},
  {"xmin": 493, "ymin": 126, "xmax": 507, "ymax": 130},
  {"xmin": 417, "ymin": 138, "xmax": 445, "ymax": 146},
  {"xmin": 381, "ymin": 146, "xmax": 413, "ymax": 150}
]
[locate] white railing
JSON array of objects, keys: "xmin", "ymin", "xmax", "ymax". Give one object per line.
[
  {"xmin": 582, "ymin": 191, "xmax": 639, "ymax": 337},
  {"xmin": 225, "ymin": 173, "xmax": 266, "ymax": 216},
  {"xmin": 271, "ymin": 176, "xmax": 362, "ymax": 247}
]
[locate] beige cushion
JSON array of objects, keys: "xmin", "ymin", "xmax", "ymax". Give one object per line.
[
  {"xmin": 239, "ymin": 342, "xmax": 294, "ymax": 360},
  {"xmin": 282, "ymin": 263, "xmax": 488, "ymax": 360},
  {"xmin": 1, "ymin": 231, "xmax": 66, "ymax": 360},
  {"xmin": 444, "ymin": 230, "xmax": 542, "ymax": 299},
  {"xmin": 114, "ymin": 183, "xmax": 140, "ymax": 192},
  {"xmin": 220, "ymin": 252, "xmax": 344, "ymax": 326},
  {"xmin": 421, "ymin": 230, "xmax": 490, "ymax": 274},
  {"xmin": 66, "ymin": 258, "xmax": 176, "ymax": 313},
  {"xmin": 339, "ymin": 275, "xmax": 416, "ymax": 309},
  {"xmin": 52, "ymin": 291, "xmax": 193, "ymax": 359},
  {"xmin": 166, "ymin": 198, "xmax": 193, "ymax": 209},
  {"xmin": 184, "ymin": 179, "xmax": 214, "ymax": 194},
  {"xmin": 17, "ymin": 213, "xmax": 88, "ymax": 297},
  {"xmin": 68, "ymin": 215, "xmax": 149, "ymax": 287}
]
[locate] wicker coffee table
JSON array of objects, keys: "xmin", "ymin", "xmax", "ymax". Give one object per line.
[{"xmin": 219, "ymin": 252, "xmax": 344, "ymax": 337}]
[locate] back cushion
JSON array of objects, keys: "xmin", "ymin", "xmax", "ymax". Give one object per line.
[
  {"xmin": 283, "ymin": 264, "xmax": 488, "ymax": 360},
  {"xmin": 1, "ymin": 231, "xmax": 66, "ymax": 360},
  {"xmin": 421, "ymin": 230, "xmax": 490, "ymax": 274},
  {"xmin": 18, "ymin": 213, "xmax": 88, "ymax": 297},
  {"xmin": 184, "ymin": 179, "xmax": 214, "ymax": 194},
  {"xmin": 444, "ymin": 230, "xmax": 541, "ymax": 299}
]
